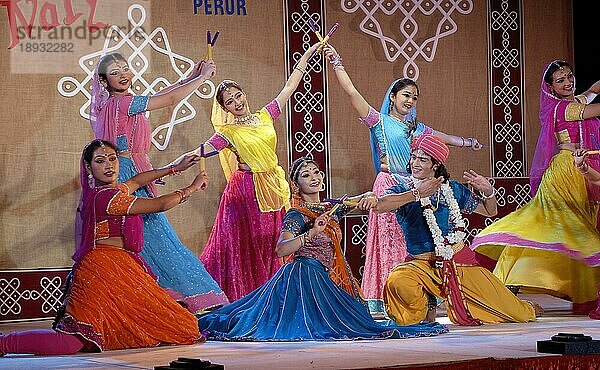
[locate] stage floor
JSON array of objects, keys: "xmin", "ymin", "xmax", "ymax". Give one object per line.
[{"xmin": 1, "ymin": 295, "xmax": 599, "ymax": 369}]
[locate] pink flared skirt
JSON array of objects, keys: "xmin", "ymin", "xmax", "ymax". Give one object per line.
[{"xmin": 200, "ymin": 170, "xmax": 283, "ymax": 302}]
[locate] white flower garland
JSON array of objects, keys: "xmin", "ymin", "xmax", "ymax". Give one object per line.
[{"xmin": 412, "ymin": 178, "xmax": 467, "ymax": 265}]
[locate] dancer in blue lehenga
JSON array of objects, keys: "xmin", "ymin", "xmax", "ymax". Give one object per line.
[
  {"xmin": 83, "ymin": 53, "xmax": 229, "ymax": 312},
  {"xmin": 197, "ymin": 157, "xmax": 447, "ymax": 341}
]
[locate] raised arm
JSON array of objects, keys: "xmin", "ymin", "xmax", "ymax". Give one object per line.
[
  {"xmin": 146, "ymin": 60, "xmax": 216, "ymax": 111},
  {"xmin": 580, "ymin": 79, "xmax": 600, "ymax": 106},
  {"xmin": 323, "ymin": 44, "xmax": 371, "ymax": 118},
  {"xmin": 432, "ymin": 130, "xmax": 483, "ymax": 151},
  {"xmin": 124, "ymin": 153, "xmax": 200, "ymax": 193},
  {"xmin": 274, "ymin": 43, "xmax": 322, "ymax": 109},
  {"xmin": 128, "ymin": 170, "xmax": 209, "ymax": 215}
]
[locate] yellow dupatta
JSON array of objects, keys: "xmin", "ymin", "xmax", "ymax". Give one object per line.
[{"xmin": 211, "ymin": 98, "xmax": 290, "ymax": 212}]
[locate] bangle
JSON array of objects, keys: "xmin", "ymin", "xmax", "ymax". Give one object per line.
[
  {"xmin": 294, "ymin": 65, "xmax": 306, "ymax": 74},
  {"xmin": 300, "ymin": 231, "xmax": 312, "ymax": 247},
  {"xmin": 175, "ymin": 187, "xmax": 192, "ymax": 203},
  {"xmin": 578, "ymin": 163, "xmax": 590, "ymax": 174},
  {"xmin": 467, "ymin": 137, "xmax": 476, "ymax": 149},
  {"xmin": 460, "ymin": 137, "xmax": 465, "ymax": 147},
  {"xmin": 479, "ymin": 187, "xmax": 496, "ymax": 199},
  {"xmin": 411, "ymin": 188, "xmax": 421, "ymax": 202},
  {"xmin": 168, "ymin": 165, "xmax": 181, "ymax": 177},
  {"xmin": 329, "ymin": 54, "xmax": 343, "ymax": 69}
]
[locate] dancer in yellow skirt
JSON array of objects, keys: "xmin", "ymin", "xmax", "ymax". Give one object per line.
[
  {"xmin": 471, "ymin": 61, "xmax": 600, "ymax": 314},
  {"xmin": 379, "ymin": 134, "xmax": 537, "ymax": 326}
]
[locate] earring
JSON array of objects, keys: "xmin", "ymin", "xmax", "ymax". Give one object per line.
[
  {"xmin": 87, "ymin": 173, "xmax": 94, "ymax": 188},
  {"xmin": 389, "ymin": 101, "xmax": 394, "ymax": 112}
]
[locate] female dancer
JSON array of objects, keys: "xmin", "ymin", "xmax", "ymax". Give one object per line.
[
  {"xmin": 323, "ymin": 44, "xmax": 483, "ymax": 314},
  {"xmin": 197, "ymin": 42, "xmax": 322, "ymax": 301},
  {"xmin": 472, "ymin": 61, "xmax": 600, "ymax": 314},
  {"xmin": 196, "ymin": 157, "xmax": 447, "ymax": 340},
  {"xmin": 88, "ymin": 53, "xmax": 228, "ymax": 312},
  {"xmin": 0, "ymin": 140, "xmax": 204, "ymax": 355}
]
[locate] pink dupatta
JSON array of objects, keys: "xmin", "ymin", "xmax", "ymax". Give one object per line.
[{"xmin": 530, "ymin": 61, "xmax": 600, "ymax": 201}]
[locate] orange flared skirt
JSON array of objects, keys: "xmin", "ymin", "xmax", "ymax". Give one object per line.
[{"xmin": 56, "ymin": 245, "xmax": 202, "ymax": 351}]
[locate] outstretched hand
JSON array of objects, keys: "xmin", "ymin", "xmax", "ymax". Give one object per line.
[
  {"xmin": 173, "ymin": 153, "xmax": 200, "ymax": 172},
  {"xmin": 463, "ymin": 170, "xmax": 493, "ymax": 195},
  {"xmin": 357, "ymin": 192, "xmax": 378, "ymax": 210}
]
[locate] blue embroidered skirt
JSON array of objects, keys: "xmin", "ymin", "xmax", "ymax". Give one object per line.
[
  {"xmin": 197, "ymin": 257, "xmax": 447, "ymax": 341},
  {"xmin": 118, "ymin": 156, "xmax": 229, "ymax": 313}
]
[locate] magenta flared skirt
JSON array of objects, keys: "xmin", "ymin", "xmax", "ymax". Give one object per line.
[{"xmin": 200, "ymin": 170, "xmax": 284, "ymax": 302}]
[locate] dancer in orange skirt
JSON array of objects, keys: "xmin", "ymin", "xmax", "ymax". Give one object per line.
[{"xmin": 0, "ymin": 140, "xmax": 205, "ymax": 355}]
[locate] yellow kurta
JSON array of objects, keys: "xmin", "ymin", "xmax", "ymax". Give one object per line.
[{"xmin": 215, "ymin": 107, "xmax": 290, "ymax": 212}]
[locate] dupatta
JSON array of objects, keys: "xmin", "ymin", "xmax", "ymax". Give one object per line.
[
  {"xmin": 290, "ymin": 195, "xmax": 365, "ymax": 302},
  {"xmin": 530, "ymin": 61, "xmax": 600, "ymax": 201}
]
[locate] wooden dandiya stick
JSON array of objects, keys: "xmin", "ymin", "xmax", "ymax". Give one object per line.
[
  {"xmin": 307, "ymin": 20, "xmax": 340, "ymax": 62},
  {"xmin": 324, "ymin": 195, "xmax": 349, "ymax": 216},
  {"xmin": 585, "ymin": 150, "xmax": 600, "ymax": 155},
  {"xmin": 199, "ymin": 144, "xmax": 206, "ymax": 172},
  {"xmin": 323, "ymin": 198, "xmax": 359, "ymax": 207},
  {"xmin": 205, "ymin": 30, "xmax": 220, "ymax": 60}
]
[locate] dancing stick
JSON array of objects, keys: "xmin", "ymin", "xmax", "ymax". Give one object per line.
[
  {"xmin": 324, "ymin": 195, "xmax": 348, "ymax": 216},
  {"xmin": 307, "ymin": 20, "xmax": 340, "ymax": 62},
  {"xmin": 585, "ymin": 150, "xmax": 600, "ymax": 155},
  {"xmin": 199, "ymin": 144, "xmax": 206, "ymax": 172},
  {"xmin": 205, "ymin": 30, "xmax": 220, "ymax": 60},
  {"xmin": 323, "ymin": 198, "xmax": 359, "ymax": 207}
]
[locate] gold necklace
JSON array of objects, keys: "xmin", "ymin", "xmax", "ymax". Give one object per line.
[{"xmin": 235, "ymin": 114, "xmax": 257, "ymax": 124}]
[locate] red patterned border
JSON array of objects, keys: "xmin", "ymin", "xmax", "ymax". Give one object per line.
[
  {"xmin": 488, "ymin": 0, "xmax": 526, "ymax": 178},
  {"xmin": 284, "ymin": 0, "xmax": 331, "ymax": 197},
  {"xmin": 0, "ymin": 269, "xmax": 70, "ymax": 322}
]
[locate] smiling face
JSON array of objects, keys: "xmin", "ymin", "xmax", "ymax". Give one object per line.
[
  {"xmin": 103, "ymin": 60, "xmax": 133, "ymax": 95},
  {"xmin": 409, "ymin": 149, "xmax": 437, "ymax": 180},
  {"xmin": 390, "ymin": 85, "xmax": 419, "ymax": 117},
  {"xmin": 220, "ymin": 87, "xmax": 249, "ymax": 117},
  {"xmin": 87, "ymin": 145, "xmax": 119, "ymax": 186},
  {"xmin": 549, "ymin": 66, "xmax": 575, "ymax": 99},
  {"xmin": 295, "ymin": 162, "xmax": 323, "ymax": 197}
]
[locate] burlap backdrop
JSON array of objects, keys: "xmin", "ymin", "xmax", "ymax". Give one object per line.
[{"xmin": 0, "ymin": 0, "xmax": 573, "ymax": 268}]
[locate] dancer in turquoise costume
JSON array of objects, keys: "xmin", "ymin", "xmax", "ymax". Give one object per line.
[
  {"xmin": 197, "ymin": 158, "xmax": 447, "ymax": 341},
  {"xmin": 323, "ymin": 44, "xmax": 483, "ymax": 315},
  {"xmin": 84, "ymin": 53, "xmax": 229, "ymax": 312}
]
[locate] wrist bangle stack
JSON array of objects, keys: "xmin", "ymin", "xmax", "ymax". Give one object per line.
[
  {"xmin": 175, "ymin": 187, "xmax": 192, "ymax": 203},
  {"xmin": 577, "ymin": 162, "xmax": 590, "ymax": 174},
  {"xmin": 460, "ymin": 137, "xmax": 466, "ymax": 147},
  {"xmin": 330, "ymin": 54, "xmax": 344, "ymax": 69},
  {"xmin": 168, "ymin": 165, "xmax": 181, "ymax": 177},
  {"xmin": 411, "ymin": 188, "xmax": 421, "ymax": 202},
  {"xmin": 294, "ymin": 65, "xmax": 306, "ymax": 74},
  {"xmin": 479, "ymin": 187, "xmax": 496, "ymax": 200}
]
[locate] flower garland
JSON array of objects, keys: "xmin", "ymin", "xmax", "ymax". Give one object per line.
[{"xmin": 412, "ymin": 178, "xmax": 467, "ymax": 267}]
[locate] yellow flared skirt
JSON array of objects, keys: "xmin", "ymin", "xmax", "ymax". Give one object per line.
[{"xmin": 472, "ymin": 150, "xmax": 600, "ymax": 304}]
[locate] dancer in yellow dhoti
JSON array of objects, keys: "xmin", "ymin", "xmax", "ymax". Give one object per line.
[{"xmin": 379, "ymin": 135, "xmax": 537, "ymax": 326}]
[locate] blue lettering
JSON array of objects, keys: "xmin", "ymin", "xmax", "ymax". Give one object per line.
[
  {"xmin": 205, "ymin": 0, "xmax": 213, "ymax": 14},
  {"xmin": 225, "ymin": 0, "xmax": 234, "ymax": 15},
  {"xmin": 193, "ymin": 0, "xmax": 202, "ymax": 15},
  {"xmin": 214, "ymin": 0, "xmax": 224, "ymax": 15},
  {"xmin": 237, "ymin": 0, "xmax": 247, "ymax": 15}
]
